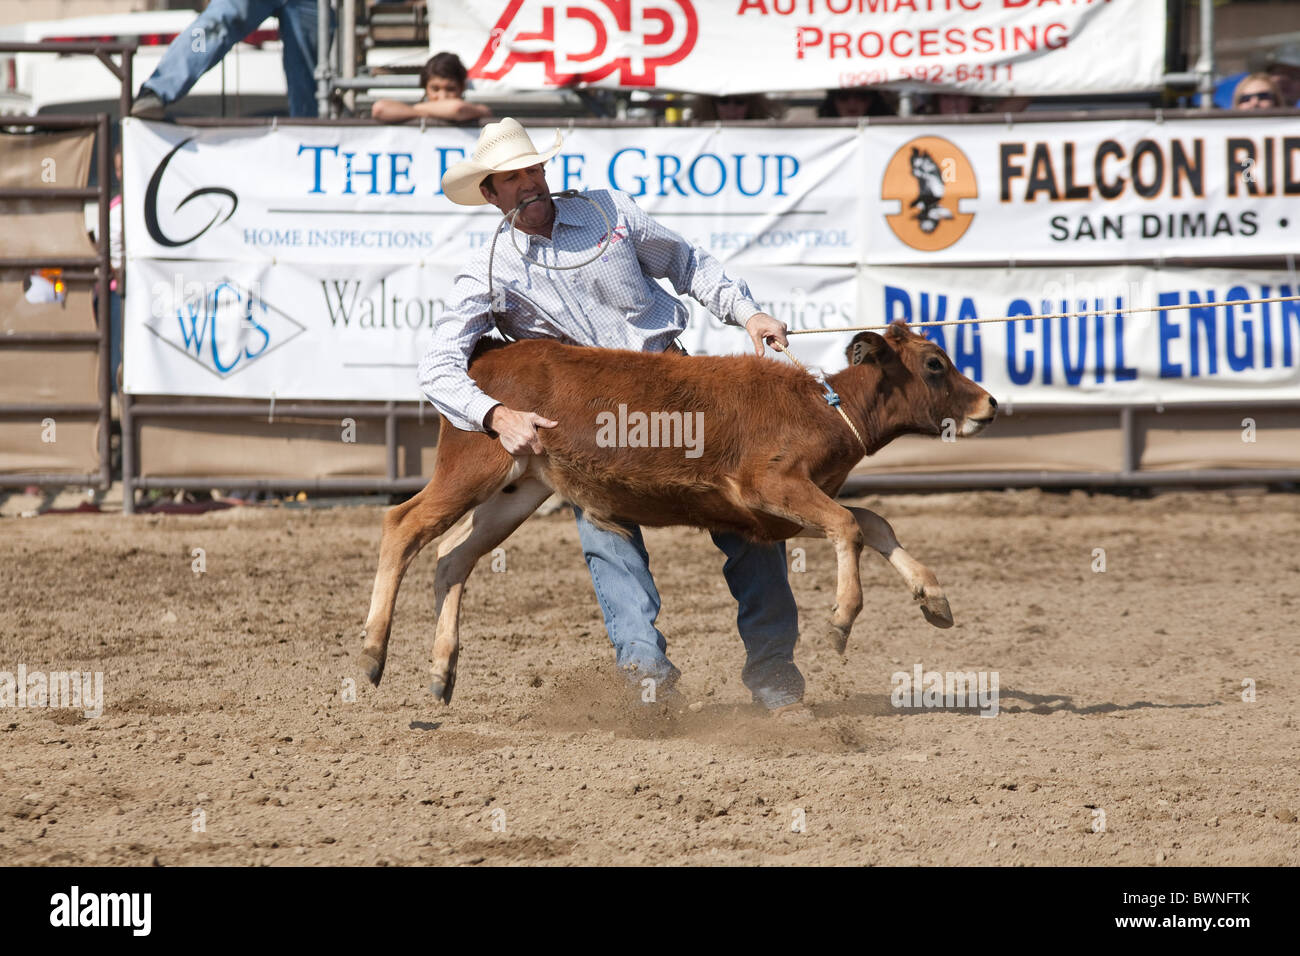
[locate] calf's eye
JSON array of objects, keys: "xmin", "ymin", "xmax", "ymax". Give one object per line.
[{"xmin": 925, "ymin": 356, "xmax": 944, "ymax": 373}]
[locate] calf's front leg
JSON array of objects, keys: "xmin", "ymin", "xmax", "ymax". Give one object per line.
[
  {"xmin": 791, "ymin": 506, "xmax": 954, "ymax": 647},
  {"xmin": 847, "ymin": 506, "xmax": 953, "ymax": 630},
  {"xmin": 752, "ymin": 478, "xmax": 864, "ymax": 654}
]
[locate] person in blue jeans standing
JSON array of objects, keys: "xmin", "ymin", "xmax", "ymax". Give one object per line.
[
  {"xmin": 419, "ymin": 119, "xmax": 807, "ymax": 715},
  {"xmin": 131, "ymin": 0, "xmax": 327, "ymax": 118}
]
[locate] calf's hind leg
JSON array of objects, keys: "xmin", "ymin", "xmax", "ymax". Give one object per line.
[
  {"xmin": 357, "ymin": 436, "xmax": 514, "ymax": 687},
  {"xmin": 428, "ymin": 477, "xmax": 554, "ymax": 704}
]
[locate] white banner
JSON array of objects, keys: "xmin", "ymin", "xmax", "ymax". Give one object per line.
[
  {"xmin": 124, "ymin": 259, "xmax": 1300, "ymax": 404},
  {"xmin": 864, "ymin": 265, "xmax": 1300, "ymax": 406},
  {"xmin": 130, "ymin": 115, "xmax": 1298, "ymax": 274},
  {"xmin": 124, "ymin": 118, "xmax": 861, "ymax": 396},
  {"xmin": 679, "ymin": 265, "xmax": 862, "ymax": 373},
  {"xmin": 121, "ymin": 257, "xmax": 854, "ymax": 399},
  {"xmin": 864, "ymin": 116, "xmax": 1300, "ymax": 264},
  {"xmin": 431, "ymin": 0, "xmax": 1165, "ymax": 96},
  {"xmin": 123, "ymin": 120, "xmax": 1300, "ymax": 407},
  {"xmin": 124, "ymin": 258, "xmax": 451, "ymax": 400},
  {"xmin": 124, "ymin": 118, "xmax": 859, "ymax": 267}
]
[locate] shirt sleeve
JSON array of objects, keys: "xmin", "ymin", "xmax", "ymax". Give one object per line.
[
  {"xmin": 612, "ymin": 190, "xmax": 761, "ymax": 328},
  {"xmin": 417, "ymin": 269, "xmax": 504, "ymax": 433}
]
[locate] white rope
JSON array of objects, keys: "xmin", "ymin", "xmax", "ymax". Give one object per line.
[
  {"xmin": 486, "ymin": 189, "xmax": 614, "ymax": 321},
  {"xmin": 770, "ymin": 341, "xmax": 869, "ymax": 455},
  {"xmin": 786, "ymin": 294, "xmax": 1300, "ymax": 336},
  {"xmin": 504, "ymin": 190, "xmax": 613, "ymax": 272}
]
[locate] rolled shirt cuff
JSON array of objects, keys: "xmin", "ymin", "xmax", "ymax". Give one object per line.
[
  {"xmin": 465, "ymin": 392, "xmax": 503, "ymax": 434},
  {"xmin": 730, "ymin": 299, "xmax": 762, "ymax": 327}
]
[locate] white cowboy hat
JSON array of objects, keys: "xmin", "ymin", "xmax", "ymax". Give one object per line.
[{"xmin": 441, "ymin": 118, "xmax": 565, "ymax": 206}]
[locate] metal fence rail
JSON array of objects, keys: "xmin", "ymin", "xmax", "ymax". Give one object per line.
[
  {"xmin": 0, "ymin": 42, "xmax": 136, "ymax": 494},
  {"xmin": 120, "ymin": 394, "xmax": 1300, "ymax": 512},
  {"xmin": 120, "ymin": 399, "xmax": 434, "ymax": 513},
  {"xmin": 843, "ymin": 468, "xmax": 1300, "ymax": 494},
  {"xmin": 0, "ymin": 40, "xmax": 135, "ymax": 119},
  {"xmin": 0, "ymin": 112, "xmax": 113, "ymax": 492}
]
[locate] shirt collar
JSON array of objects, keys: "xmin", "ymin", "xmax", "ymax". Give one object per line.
[
  {"xmin": 553, "ymin": 194, "xmax": 594, "ymax": 229},
  {"xmin": 493, "ymin": 196, "xmax": 588, "ymax": 250}
]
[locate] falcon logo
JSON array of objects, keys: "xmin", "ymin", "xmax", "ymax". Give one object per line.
[
  {"xmin": 470, "ymin": 0, "xmax": 698, "ymax": 87},
  {"xmin": 882, "ymin": 136, "xmax": 977, "ymax": 252}
]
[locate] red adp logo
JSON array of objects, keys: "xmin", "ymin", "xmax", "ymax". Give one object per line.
[{"xmin": 471, "ymin": 0, "xmax": 698, "ymax": 87}]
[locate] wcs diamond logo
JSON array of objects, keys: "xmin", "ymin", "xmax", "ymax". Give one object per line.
[{"xmin": 145, "ymin": 277, "xmax": 306, "ymax": 379}]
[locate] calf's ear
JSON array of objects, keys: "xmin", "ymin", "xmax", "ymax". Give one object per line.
[{"xmin": 846, "ymin": 331, "xmax": 887, "ymax": 366}]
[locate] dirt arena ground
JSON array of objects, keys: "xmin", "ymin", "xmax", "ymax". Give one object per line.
[{"xmin": 1, "ymin": 488, "xmax": 1297, "ymax": 866}]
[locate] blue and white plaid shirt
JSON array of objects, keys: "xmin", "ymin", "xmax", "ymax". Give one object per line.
[{"xmin": 419, "ymin": 188, "xmax": 762, "ymax": 433}]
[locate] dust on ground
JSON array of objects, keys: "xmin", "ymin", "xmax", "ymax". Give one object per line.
[{"xmin": 1, "ymin": 488, "xmax": 1297, "ymax": 865}]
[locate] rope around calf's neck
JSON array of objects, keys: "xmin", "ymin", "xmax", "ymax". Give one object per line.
[{"xmin": 770, "ymin": 340, "xmax": 869, "ymax": 456}]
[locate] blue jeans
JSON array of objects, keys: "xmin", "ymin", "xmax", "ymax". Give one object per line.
[
  {"xmin": 574, "ymin": 507, "xmax": 804, "ymax": 709},
  {"xmin": 139, "ymin": 0, "xmax": 326, "ymax": 117}
]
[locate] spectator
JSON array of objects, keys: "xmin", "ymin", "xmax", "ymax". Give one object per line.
[
  {"xmin": 690, "ymin": 92, "xmax": 782, "ymax": 122},
  {"xmin": 130, "ymin": 0, "xmax": 329, "ymax": 119},
  {"xmin": 917, "ymin": 93, "xmax": 1030, "ymax": 115},
  {"xmin": 932, "ymin": 92, "xmax": 976, "ymax": 114},
  {"xmin": 1232, "ymin": 73, "xmax": 1284, "ymax": 111},
  {"xmin": 1211, "ymin": 48, "xmax": 1300, "ymax": 110},
  {"xmin": 371, "ymin": 53, "xmax": 491, "ymax": 124},
  {"xmin": 1266, "ymin": 45, "xmax": 1300, "ymax": 107},
  {"xmin": 817, "ymin": 87, "xmax": 888, "ymax": 118},
  {"xmin": 987, "ymin": 96, "xmax": 1032, "ymax": 114}
]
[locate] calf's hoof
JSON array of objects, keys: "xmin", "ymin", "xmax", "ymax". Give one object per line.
[
  {"xmin": 917, "ymin": 591, "xmax": 954, "ymax": 629},
  {"xmin": 357, "ymin": 650, "xmax": 385, "ymax": 687},
  {"xmin": 429, "ymin": 674, "xmax": 456, "ymax": 705},
  {"xmin": 826, "ymin": 623, "xmax": 851, "ymax": 655}
]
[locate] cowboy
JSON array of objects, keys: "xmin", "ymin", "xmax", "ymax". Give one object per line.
[{"xmin": 419, "ymin": 119, "xmax": 806, "ymax": 715}]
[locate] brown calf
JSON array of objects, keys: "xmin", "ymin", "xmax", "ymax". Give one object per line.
[{"xmin": 359, "ymin": 319, "xmax": 996, "ymax": 703}]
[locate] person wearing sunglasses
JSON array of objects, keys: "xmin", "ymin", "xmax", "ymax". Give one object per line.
[
  {"xmin": 1232, "ymin": 73, "xmax": 1285, "ymax": 110},
  {"xmin": 1266, "ymin": 45, "xmax": 1300, "ymax": 108}
]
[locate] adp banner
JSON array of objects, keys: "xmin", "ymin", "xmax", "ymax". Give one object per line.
[
  {"xmin": 124, "ymin": 118, "xmax": 858, "ymax": 267},
  {"xmin": 865, "ymin": 115, "xmax": 1300, "ymax": 264},
  {"xmin": 866, "ymin": 265, "xmax": 1300, "ymax": 406},
  {"xmin": 432, "ymin": 0, "xmax": 1164, "ymax": 96}
]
